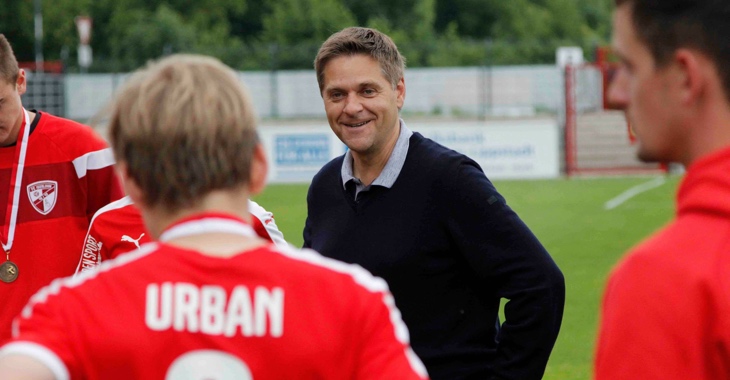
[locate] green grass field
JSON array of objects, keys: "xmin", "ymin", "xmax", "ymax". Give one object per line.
[{"xmin": 253, "ymin": 175, "xmax": 681, "ymax": 380}]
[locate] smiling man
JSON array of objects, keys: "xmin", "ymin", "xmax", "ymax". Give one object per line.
[{"xmin": 303, "ymin": 27, "xmax": 565, "ymax": 380}]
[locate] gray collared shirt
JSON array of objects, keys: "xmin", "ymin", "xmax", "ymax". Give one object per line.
[{"xmin": 341, "ymin": 119, "xmax": 413, "ymax": 199}]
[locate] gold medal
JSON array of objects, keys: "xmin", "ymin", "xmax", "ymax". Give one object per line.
[
  {"xmin": 0, "ymin": 260, "xmax": 18, "ymax": 283},
  {"xmin": 0, "ymin": 111, "xmax": 30, "ymax": 285}
]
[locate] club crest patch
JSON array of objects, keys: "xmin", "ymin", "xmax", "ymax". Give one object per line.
[{"xmin": 27, "ymin": 180, "xmax": 58, "ymax": 215}]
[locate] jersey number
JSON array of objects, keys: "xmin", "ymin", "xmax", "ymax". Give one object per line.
[{"xmin": 166, "ymin": 350, "xmax": 253, "ymax": 380}]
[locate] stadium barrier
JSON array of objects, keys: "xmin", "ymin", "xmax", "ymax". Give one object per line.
[
  {"xmin": 24, "ymin": 65, "xmax": 563, "ymax": 121},
  {"xmin": 564, "ymin": 64, "xmax": 666, "ymax": 176},
  {"xmin": 258, "ymin": 118, "xmax": 560, "ymax": 184}
]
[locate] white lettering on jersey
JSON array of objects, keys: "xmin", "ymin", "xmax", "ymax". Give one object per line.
[
  {"xmin": 146, "ymin": 283, "xmax": 284, "ymax": 338},
  {"xmin": 79, "ymin": 236, "xmax": 103, "ymax": 272}
]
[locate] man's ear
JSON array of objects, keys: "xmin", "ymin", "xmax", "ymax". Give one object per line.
[
  {"xmin": 15, "ymin": 69, "xmax": 27, "ymax": 96},
  {"xmin": 248, "ymin": 143, "xmax": 268, "ymax": 196},
  {"xmin": 673, "ymin": 49, "xmax": 706, "ymax": 106},
  {"xmin": 116, "ymin": 162, "xmax": 144, "ymax": 206},
  {"xmin": 396, "ymin": 77, "xmax": 406, "ymax": 111}
]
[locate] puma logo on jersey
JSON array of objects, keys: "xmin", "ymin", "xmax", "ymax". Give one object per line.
[
  {"xmin": 27, "ymin": 180, "xmax": 58, "ymax": 215},
  {"xmin": 121, "ymin": 233, "xmax": 145, "ymax": 249}
]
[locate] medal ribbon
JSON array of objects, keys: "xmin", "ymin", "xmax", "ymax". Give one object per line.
[
  {"xmin": 1, "ymin": 109, "xmax": 31, "ymax": 254},
  {"xmin": 158, "ymin": 213, "xmax": 255, "ymax": 242}
]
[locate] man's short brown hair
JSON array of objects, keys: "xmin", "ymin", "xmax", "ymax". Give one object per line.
[
  {"xmin": 314, "ymin": 27, "xmax": 405, "ymax": 93},
  {"xmin": 0, "ymin": 35, "xmax": 20, "ymax": 86},
  {"xmin": 614, "ymin": 0, "xmax": 730, "ymax": 98},
  {"xmin": 108, "ymin": 54, "xmax": 259, "ymax": 211}
]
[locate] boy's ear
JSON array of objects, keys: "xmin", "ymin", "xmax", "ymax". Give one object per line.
[{"xmin": 248, "ymin": 143, "xmax": 268, "ymax": 196}]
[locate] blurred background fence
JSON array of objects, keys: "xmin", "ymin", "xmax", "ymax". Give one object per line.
[
  {"xmin": 22, "ymin": 61, "xmax": 632, "ymax": 181},
  {"xmin": 23, "ymin": 63, "xmax": 604, "ymax": 122}
]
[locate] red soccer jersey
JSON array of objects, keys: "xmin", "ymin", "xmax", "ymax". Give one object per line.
[
  {"xmin": 0, "ymin": 111, "xmax": 123, "ymax": 343},
  {"xmin": 75, "ymin": 197, "xmax": 288, "ymax": 274},
  {"xmin": 595, "ymin": 147, "xmax": 730, "ymax": 379},
  {"xmin": 4, "ymin": 214, "xmax": 428, "ymax": 379}
]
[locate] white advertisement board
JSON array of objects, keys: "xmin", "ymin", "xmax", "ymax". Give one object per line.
[
  {"xmin": 257, "ymin": 126, "xmax": 346, "ymax": 184},
  {"xmin": 258, "ymin": 118, "xmax": 560, "ymax": 184},
  {"xmin": 416, "ymin": 119, "xmax": 560, "ymax": 179}
]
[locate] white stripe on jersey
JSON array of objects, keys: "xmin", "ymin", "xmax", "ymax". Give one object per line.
[
  {"xmin": 0, "ymin": 342, "xmax": 70, "ymax": 380},
  {"xmin": 71, "ymin": 148, "xmax": 115, "ymax": 178},
  {"xmin": 17, "ymin": 243, "xmax": 159, "ymax": 335},
  {"xmin": 247, "ymin": 200, "xmax": 289, "ymax": 247},
  {"xmin": 268, "ymin": 244, "xmax": 429, "ymax": 378},
  {"xmin": 73, "ymin": 196, "xmax": 135, "ymax": 276},
  {"xmin": 159, "ymin": 218, "xmax": 256, "ymax": 241},
  {"xmin": 8, "ymin": 244, "xmax": 161, "ymax": 375},
  {"xmin": 89, "ymin": 195, "xmax": 134, "ymax": 218}
]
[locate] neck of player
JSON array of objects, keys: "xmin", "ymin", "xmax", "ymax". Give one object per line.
[
  {"xmin": 2, "ymin": 109, "xmax": 36, "ymax": 147},
  {"xmin": 141, "ymin": 188, "xmax": 266, "ymax": 257}
]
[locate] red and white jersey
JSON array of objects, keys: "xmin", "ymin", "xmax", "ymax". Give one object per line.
[
  {"xmin": 4, "ymin": 214, "xmax": 428, "ymax": 380},
  {"xmin": 76, "ymin": 197, "xmax": 288, "ymax": 274},
  {"xmin": 247, "ymin": 199, "xmax": 288, "ymax": 247},
  {"xmin": 76, "ymin": 197, "xmax": 288, "ymax": 273},
  {"xmin": 0, "ymin": 111, "xmax": 123, "ymax": 343}
]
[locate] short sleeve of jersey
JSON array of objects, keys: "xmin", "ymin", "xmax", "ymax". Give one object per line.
[
  {"xmin": 74, "ymin": 197, "xmax": 136, "ymax": 275},
  {"xmin": 4, "ymin": 285, "xmax": 81, "ymax": 379},
  {"xmin": 248, "ymin": 200, "xmax": 289, "ymax": 247}
]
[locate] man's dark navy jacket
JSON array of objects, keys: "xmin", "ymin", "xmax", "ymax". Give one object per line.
[{"xmin": 304, "ymin": 132, "xmax": 565, "ymax": 380}]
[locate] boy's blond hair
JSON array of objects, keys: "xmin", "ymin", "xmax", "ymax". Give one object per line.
[{"xmin": 108, "ymin": 54, "xmax": 258, "ymax": 211}]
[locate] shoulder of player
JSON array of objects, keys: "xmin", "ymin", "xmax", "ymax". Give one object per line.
[
  {"xmin": 89, "ymin": 198, "xmax": 145, "ymax": 247},
  {"xmin": 611, "ymin": 220, "xmax": 727, "ymax": 291},
  {"xmin": 24, "ymin": 244, "xmax": 159, "ymax": 311},
  {"xmin": 35, "ymin": 112, "xmax": 99, "ymax": 138},
  {"xmin": 34, "ymin": 112, "xmax": 109, "ymax": 154},
  {"xmin": 643, "ymin": 217, "xmax": 729, "ymax": 262},
  {"xmin": 92, "ymin": 197, "xmax": 139, "ymax": 224},
  {"xmin": 261, "ymin": 245, "xmax": 390, "ymax": 295}
]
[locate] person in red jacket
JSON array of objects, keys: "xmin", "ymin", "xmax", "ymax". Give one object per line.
[
  {"xmin": 595, "ymin": 1, "xmax": 730, "ymax": 378},
  {"xmin": 0, "ymin": 54, "xmax": 428, "ymax": 380},
  {"xmin": 0, "ymin": 34, "xmax": 123, "ymax": 343},
  {"xmin": 74, "ymin": 196, "xmax": 289, "ymax": 275}
]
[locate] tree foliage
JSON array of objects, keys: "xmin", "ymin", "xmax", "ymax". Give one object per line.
[
  {"xmin": 258, "ymin": 0, "xmax": 356, "ymax": 69},
  {"xmin": 0, "ymin": 0, "xmax": 613, "ymax": 71}
]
